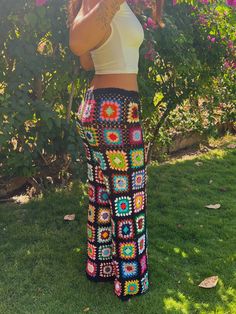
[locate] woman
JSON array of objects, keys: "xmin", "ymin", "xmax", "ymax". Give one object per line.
[{"xmin": 67, "ymin": 0, "xmax": 164, "ymax": 302}]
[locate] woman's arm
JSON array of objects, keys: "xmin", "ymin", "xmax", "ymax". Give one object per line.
[
  {"xmin": 152, "ymin": 0, "xmax": 165, "ymax": 28},
  {"xmin": 69, "ymin": 0, "xmax": 125, "ymax": 56},
  {"xmin": 79, "ymin": 51, "xmax": 94, "ymax": 71}
]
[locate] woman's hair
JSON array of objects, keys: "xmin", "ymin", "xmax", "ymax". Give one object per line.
[
  {"xmin": 66, "ymin": 0, "xmax": 82, "ymax": 28},
  {"xmin": 66, "ymin": 0, "xmax": 164, "ymax": 29}
]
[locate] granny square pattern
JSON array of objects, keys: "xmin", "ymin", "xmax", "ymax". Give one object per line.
[
  {"xmin": 99, "ymin": 99, "xmax": 122, "ymax": 123},
  {"xmin": 112, "ymin": 174, "xmax": 129, "ymax": 193},
  {"xmin": 103, "ymin": 128, "xmax": 123, "ymax": 146},
  {"xmin": 77, "ymin": 88, "xmax": 149, "ymax": 301}
]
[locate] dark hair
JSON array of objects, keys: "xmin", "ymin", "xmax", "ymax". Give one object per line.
[
  {"xmin": 66, "ymin": 0, "xmax": 82, "ymax": 28},
  {"xmin": 66, "ymin": 1, "xmax": 164, "ymax": 29}
]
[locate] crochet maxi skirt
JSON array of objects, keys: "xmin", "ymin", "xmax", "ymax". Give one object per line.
[{"xmin": 76, "ymin": 87, "xmax": 149, "ymax": 301}]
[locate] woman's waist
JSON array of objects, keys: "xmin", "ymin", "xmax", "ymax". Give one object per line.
[{"xmin": 89, "ymin": 73, "xmax": 139, "ymax": 92}]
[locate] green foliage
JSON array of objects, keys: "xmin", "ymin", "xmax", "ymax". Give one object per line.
[
  {"xmin": 0, "ymin": 0, "xmax": 235, "ymax": 179},
  {"xmin": 138, "ymin": 0, "xmax": 235, "ymax": 156},
  {"xmin": 0, "ymin": 0, "xmax": 88, "ymax": 178}
]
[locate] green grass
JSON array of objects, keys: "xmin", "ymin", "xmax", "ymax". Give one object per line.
[{"xmin": 0, "ymin": 137, "xmax": 236, "ymax": 314}]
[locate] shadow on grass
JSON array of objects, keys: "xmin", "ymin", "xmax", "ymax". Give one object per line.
[{"xmin": 0, "ymin": 145, "xmax": 235, "ymax": 313}]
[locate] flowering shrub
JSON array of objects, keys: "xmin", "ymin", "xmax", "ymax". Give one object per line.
[{"xmin": 0, "ymin": 0, "xmax": 235, "ymax": 181}]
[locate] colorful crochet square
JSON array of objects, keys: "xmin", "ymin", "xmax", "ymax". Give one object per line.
[
  {"xmin": 87, "ymin": 163, "xmax": 94, "ymax": 181},
  {"xmin": 92, "ymin": 151, "xmax": 107, "ymax": 170},
  {"xmin": 135, "ymin": 213, "xmax": 145, "ymax": 235},
  {"xmin": 121, "ymin": 261, "xmax": 138, "ymax": 279},
  {"xmin": 88, "ymin": 204, "xmax": 95, "ymax": 223},
  {"xmin": 140, "ymin": 253, "xmax": 147, "ymax": 275},
  {"xmin": 132, "ymin": 169, "xmax": 145, "ymax": 190},
  {"xmin": 81, "ymin": 99, "xmax": 96, "ymax": 123},
  {"xmin": 88, "ymin": 184, "xmax": 95, "ymax": 203},
  {"xmin": 84, "ymin": 127, "xmax": 99, "ymax": 147},
  {"xmin": 102, "ymin": 174, "xmax": 111, "ymax": 195},
  {"xmin": 112, "ymin": 174, "xmax": 129, "ymax": 193},
  {"xmin": 86, "ymin": 260, "xmax": 97, "ymax": 277},
  {"xmin": 97, "ymin": 226, "xmax": 112, "ymax": 243},
  {"xmin": 129, "ymin": 126, "xmax": 143, "ymax": 145},
  {"xmin": 117, "ymin": 219, "xmax": 135, "ymax": 240},
  {"xmin": 94, "ymin": 165, "xmax": 105, "ymax": 184},
  {"xmin": 99, "ymin": 99, "xmax": 122, "ymax": 123},
  {"xmin": 98, "ymin": 208, "xmax": 111, "ymax": 224},
  {"xmin": 114, "ymin": 196, "xmax": 132, "ymax": 217},
  {"xmin": 111, "ymin": 217, "xmax": 116, "ymax": 237},
  {"xmin": 84, "ymin": 143, "xmax": 91, "ymax": 161},
  {"xmin": 88, "ymin": 242, "xmax": 97, "ymax": 260},
  {"xmin": 97, "ymin": 186, "xmax": 110, "ymax": 205},
  {"xmin": 127, "ymin": 102, "xmax": 139, "ymax": 123},
  {"xmin": 106, "ymin": 150, "xmax": 129, "ymax": 171},
  {"xmin": 87, "ymin": 223, "xmax": 96, "ymax": 242},
  {"xmin": 133, "ymin": 191, "xmax": 145, "ymax": 213},
  {"xmin": 114, "ymin": 279, "xmax": 122, "ymax": 297},
  {"xmin": 103, "ymin": 128, "xmax": 123, "ymax": 145},
  {"xmin": 98, "ymin": 244, "xmax": 113, "ymax": 261},
  {"xmin": 141, "ymin": 272, "xmax": 149, "ymax": 293},
  {"xmin": 113, "ymin": 260, "xmax": 120, "ymax": 278},
  {"xmin": 100, "ymin": 262, "xmax": 114, "ymax": 277},
  {"xmin": 138, "ymin": 234, "xmax": 146, "ymax": 255},
  {"xmin": 119, "ymin": 242, "xmax": 137, "ymax": 259},
  {"xmin": 124, "ymin": 280, "xmax": 140, "ymax": 296},
  {"xmin": 130, "ymin": 148, "xmax": 145, "ymax": 169},
  {"xmin": 112, "ymin": 238, "xmax": 117, "ymax": 257}
]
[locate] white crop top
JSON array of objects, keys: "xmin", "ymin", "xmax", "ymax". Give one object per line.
[{"xmin": 89, "ymin": 1, "xmax": 144, "ymax": 74}]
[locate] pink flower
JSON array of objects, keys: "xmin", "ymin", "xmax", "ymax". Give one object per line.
[
  {"xmin": 144, "ymin": 47, "xmax": 157, "ymax": 61},
  {"xmin": 226, "ymin": 0, "xmax": 236, "ymax": 7},
  {"xmin": 35, "ymin": 0, "xmax": 48, "ymax": 7},
  {"xmin": 146, "ymin": 17, "xmax": 158, "ymax": 29},
  {"xmin": 227, "ymin": 40, "xmax": 234, "ymax": 49}
]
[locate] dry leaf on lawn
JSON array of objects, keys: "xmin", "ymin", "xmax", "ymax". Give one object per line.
[
  {"xmin": 198, "ymin": 275, "xmax": 218, "ymax": 288},
  {"xmin": 195, "ymin": 161, "xmax": 203, "ymax": 166},
  {"xmin": 205, "ymin": 203, "xmax": 221, "ymax": 209},
  {"xmin": 227, "ymin": 143, "xmax": 236, "ymax": 149},
  {"xmin": 64, "ymin": 214, "xmax": 75, "ymax": 221}
]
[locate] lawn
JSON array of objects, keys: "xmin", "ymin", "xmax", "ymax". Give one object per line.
[{"xmin": 0, "ymin": 135, "xmax": 235, "ymax": 314}]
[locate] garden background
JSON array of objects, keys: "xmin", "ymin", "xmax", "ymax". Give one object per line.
[{"xmin": 0, "ymin": 0, "xmax": 235, "ymax": 313}]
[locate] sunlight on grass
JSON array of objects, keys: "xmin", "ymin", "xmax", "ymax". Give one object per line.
[
  {"xmin": 201, "ymin": 149, "xmax": 227, "ymax": 160},
  {"xmin": 193, "ymin": 247, "xmax": 201, "ymax": 254},
  {"xmin": 173, "ymin": 247, "xmax": 188, "ymax": 258},
  {"xmin": 164, "ymin": 292, "xmax": 191, "ymax": 313}
]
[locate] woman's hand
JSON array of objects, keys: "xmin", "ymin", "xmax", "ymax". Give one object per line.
[
  {"xmin": 79, "ymin": 51, "xmax": 94, "ymax": 71},
  {"xmin": 151, "ymin": 0, "xmax": 166, "ymax": 28}
]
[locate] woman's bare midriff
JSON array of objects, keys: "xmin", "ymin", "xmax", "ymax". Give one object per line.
[{"xmin": 89, "ymin": 73, "xmax": 139, "ymax": 92}]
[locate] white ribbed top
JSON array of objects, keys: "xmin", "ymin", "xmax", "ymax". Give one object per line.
[{"xmin": 90, "ymin": 1, "xmax": 144, "ymax": 74}]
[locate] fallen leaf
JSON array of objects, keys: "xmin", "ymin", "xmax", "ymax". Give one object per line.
[
  {"xmin": 64, "ymin": 214, "xmax": 75, "ymax": 221},
  {"xmin": 198, "ymin": 275, "xmax": 218, "ymax": 288},
  {"xmin": 227, "ymin": 143, "xmax": 236, "ymax": 149},
  {"xmin": 205, "ymin": 203, "xmax": 221, "ymax": 209},
  {"xmin": 195, "ymin": 161, "xmax": 203, "ymax": 166}
]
